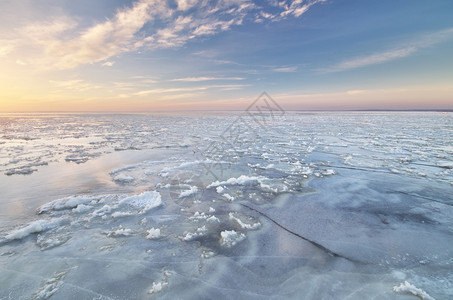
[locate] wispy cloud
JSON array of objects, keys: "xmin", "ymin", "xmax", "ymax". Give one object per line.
[
  {"xmin": 49, "ymin": 79, "xmax": 101, "ymax": 91},
  {"xmin": 254, "ymin": 0, "xmax": 326, "ymax": 23},
  {"xmin": 15, "ymin": 59, "xmax": 27, "ymax": 66},
  {"xmin": 0, "ymin": 43, "xmax": 14, "ymax": 57},
  {"xmin": 273, "ymin": 66, "xmax": 298, "ymax": 72},
  {"xmin": 2, "ymin": 0, "xmax": 325, "ymax": 70},
  {"xmin": 326, "ymin": 47, "xmax": 416, "ymax": 73},
  {"xmin": 101, "ymin": 61, "xmax": 115, "ymax": 67},
  {"xmin": 133, "ymin": 87, "xmax": 207, "ymax": 96},
  {"xmin": 322, "ymin": 27, "xmax": 453, "ymax": 73},
  {"xmin": 133, "ymin": 84, "xmax": 249, "ymax": 96},
  {"xmin": 170, "ymin": 76, "xmax": 244, "ymax": 82}
]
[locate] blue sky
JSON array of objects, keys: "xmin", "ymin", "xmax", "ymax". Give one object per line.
[{"xmin": 0, "ymin": 0, "xmax": 452, "ymax": 111}]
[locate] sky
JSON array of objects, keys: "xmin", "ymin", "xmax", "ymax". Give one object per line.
[{"xmin": 0, "ymin": 0, "xmax": 452, "ymax": 111}]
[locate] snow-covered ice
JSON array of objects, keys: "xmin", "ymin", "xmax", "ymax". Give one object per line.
[
  {"xmin": 1, "ymin": 111, "xmax": 453, "ymax": 299},
  {"xmin": 145, "ymin": 227, "xmax": 161, "ymax": 239},
  {"xmin": 220, "ymin": 230, "xmax": 246, "ymax": 247},
  {"xmin": 393, "ymin": 281, "xmax": 435, "ymax": 300}
]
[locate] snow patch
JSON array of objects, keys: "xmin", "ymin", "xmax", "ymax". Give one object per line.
[
  {"xmin": 4, "ymin": 218, "xmax": 68, "ymax": 242},
  {"xmin": 182, "ymin": 226, "xmax": 207, "ymax": 241},
  {"xmin": 105, "ymin": 225, "xmax": 133, "ymax": 237},
  {"xmin": 207, "ymin": 175, "xmax": 265, "ymax": 188},
  {"xmin": 229, "ymin": 213, "xmax": 260, "ymax": 230},
  {"xmin": 38, "ymin": 196, "xmax": 95, "ymax": 214},
  {"xmin": 148, "ymin": 269, "xmax": 171, "ymax": 294},
  {"xmin": 179, "ymin": 186, "xmax": 198, "ymax": 198},
  {"xmin": 33, "ymin": 270, "xmax": 67, "ymax": 299},
  {"xmin": 119, "ymin": 191, "xmax": 162, "ymax": 214},
  {"xmin": 223, "ymin": 193, "xmax": 235, "ymax": 201},
  {"xmin": 113, "ymin": 174, "xmax": 135, "ymax": 183},
  {"xmin": 393, "ymin": 281, "xmax": 435, "ymax": 300},
  {"xmin": 146, "ymin": 228, "xmax": 161, "ymax": 240},
  {"xmin": 220, "ymin": 230, "xmax": 245, "ymax": 247},
  {"xmin": 206, "ymin": 216, "xmax": 220, "ymax": 223},
  {"xmin": 72, "ymin": 204, "xmax": 93, "ymax": 214}
]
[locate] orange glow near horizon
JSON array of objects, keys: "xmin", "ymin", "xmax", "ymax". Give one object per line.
[{"xmin": 1, "ymin": 84, "xmax": 452, "ymax": 112}]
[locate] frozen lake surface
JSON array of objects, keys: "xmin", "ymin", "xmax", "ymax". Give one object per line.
[{"xmin": 1, "ymin": 111, "xmax": 452, "ymax": 299}]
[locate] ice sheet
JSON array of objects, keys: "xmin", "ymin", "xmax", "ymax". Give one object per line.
[{"xmin": 1, "ymin": 112, "xmax": 452, "ymax": 299}]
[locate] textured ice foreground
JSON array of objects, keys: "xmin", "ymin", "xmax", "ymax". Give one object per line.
[{"xmin": 1, "ymin": 112, "xmax": 453, "ymax": 299}]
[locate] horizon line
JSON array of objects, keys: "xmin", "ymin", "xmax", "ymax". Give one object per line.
[{"xmin": 1, "ymin": 109, "xmax": 453, "ymax": 114}]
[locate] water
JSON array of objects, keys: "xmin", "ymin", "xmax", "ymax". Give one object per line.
[{"xmin": 0, "ymin": 112, "xmax": 452, "ymax": 299}]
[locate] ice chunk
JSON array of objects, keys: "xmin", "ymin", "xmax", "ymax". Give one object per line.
[
  {"xmin": 206, "ymin": 216, "xmax": 220, "ymax": 223},
  {"xmin": 229, "ymin": 213, "xmax": 260, "ymax": 230},
  {"xmin": 111, "ymin": 211, "xmax": 134, "ymax": 218},
  {"xmin": 4, "ymin": 218, "xmax": 68, "ymax": 241},
  {"xmin": 146, "ymin": 228, "xmax": 161, "ymax": 240},
  {"xmin": 207, "ymin": 175, "xmax": 265, "ymax": 188},
  {"xmin": 148, "ymin": 269, "xmax": 171, "ymax": 294},
  {"xmin": 321, "ymin": 169, "xmax": 335, "ymax": 176},
  {"xmin": 5, "ymin": 167, "xmax": 37, "ymax": 176},
  {"xmin": 148, "ymin": 281, "xmax": 167, "ymax": 294},
  {"xmin": 182, "ymin": 225, "xmax": 207, "ymax": 241},
  {"xmin": 72, "ymin": 204, "xmax": 93, "ymax": 214},
  {"xmin": 38, "ymin": 196, "xmax": 94, "ymax": 214},
  {"xmin": 113, "ymin": 174, "xmax": 135, "ymax": 183},
  {"xmin": 36, "ymin": 234, "xmax": 71, "ymax": 250},
  {"xmin": 179, "ymin": 186, "xmax": 198, "ymax": 198},
  {"xmin": 220, "ymin": 230, "xmax": 245, "ymax": 247},
  {"xmin": 222, "ymin": 193, "xmax": 235, "ymax": 201},
  {"xmin": 105, "ymin": 225, "xmax": 133, "ymax": 237},
  {"xmin": 92, "ymin": 205, "xmax": 115, "ymax": 218},
  {"xmin": 209, "ymin": 175, "xmax": 286, "ymax": 193},
  {"xmin": 201, "ymin": 250, "xmax": 215, "ymax": 259},
  {"xmin": 189, "ymin": 211, "xmax": 208, "ymax": 221},
  {"xmin": 33, "ymin": 270, "xmax": 67, "ymax": 300},
  {"xmin": 119, "ymin": 191, "xmax": 162, "ymax": 213},
  {"xmin": 393, "ymin": 281, "xmax": 434, "ymax": 300}
]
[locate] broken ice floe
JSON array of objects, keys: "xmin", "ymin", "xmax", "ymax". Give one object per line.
[
  {"xmin": 33, "ymin": 270, "xmax": 68, "ymax": 300},
  {"xmin": 104, "ymin": 225, "xmax": 134, "ymax": 237},
  {"xmin": 3, "ymin": 218, "xmax": 69, "ymax": 242},
  {"xmin": 145, "ymin": 227, "xmax": 161, "ymax": 239},
  {"xmin": 393, "ymin": 281, "xmax": 435, "ymax": 300},
  {"xmin": 220, "ymin": 230, "xmax": 245, "ymax": 248}
]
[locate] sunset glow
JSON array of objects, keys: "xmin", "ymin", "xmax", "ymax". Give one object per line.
[{"xmin": 1, "ymin": 0, "xmax": 452, "ymax": 111}]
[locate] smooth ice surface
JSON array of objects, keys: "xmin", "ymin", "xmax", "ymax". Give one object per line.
[{"xmin": 1, "ymin": 112, "xmax": 453, "ymax": 299}]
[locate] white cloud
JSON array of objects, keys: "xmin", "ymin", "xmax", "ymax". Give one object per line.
[
  {"xmin": 3, "ymin": 0, "xmax": 324, "ymax": 70},
  {"xmin": 176, "ymin": 0, "xmax": 199, "ymax": 11},
  {"xmin": 46, "ymin": 0, "xmax": 169, "ymax": 69},
  {"xmin": 276, "ymin": 0, "xmax": 324, "ymax": 20},
  {"xmin": 8, "ymin": 0, "xmax": 169, "ymax": 69},
  {"xmin": 20, "ymin": 18, "xmax": 77, "ymax": 42}
]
